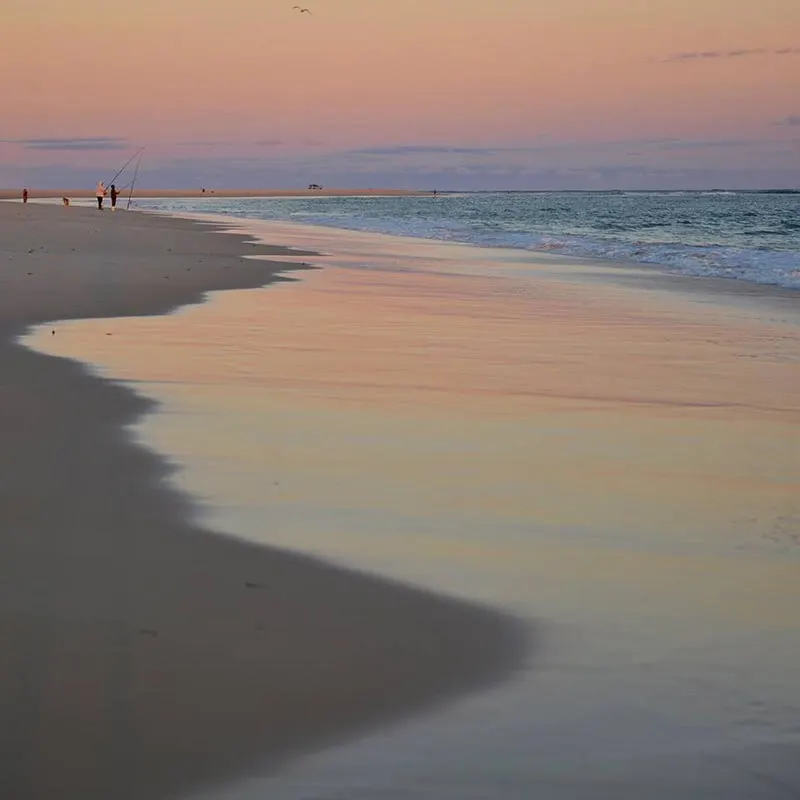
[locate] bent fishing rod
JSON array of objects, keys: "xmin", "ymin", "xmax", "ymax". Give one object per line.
[{"xmin": 105, "ymin": 147, "xmax": 145, "ymax": 188}]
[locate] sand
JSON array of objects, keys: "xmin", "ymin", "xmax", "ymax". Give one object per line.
[
  {"xmin": 22, "ymin": 216, "xmax": 800, "ymax": 798},
  {"xmin": 0, "ymin": 203, "xmax": 526, "ymax": 800}
]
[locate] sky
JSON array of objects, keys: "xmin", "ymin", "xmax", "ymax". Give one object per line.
[{"xmin": 1, "ymin": 0, "xmax": 798, "ymax": 189}]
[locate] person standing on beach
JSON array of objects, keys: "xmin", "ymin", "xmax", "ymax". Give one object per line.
[
  {"xmin": 96, "ymin": 181, "xmax": 106, "ymax": 210},
  {"xmin": 110, "ymin": 184, "xmax": 119, "ymax": 211},
  {"xmin": 22, "ymin": 188, "xmax": 29, "ymax": 204}
]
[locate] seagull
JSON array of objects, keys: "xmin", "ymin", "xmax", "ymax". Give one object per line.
[{"xmin": 293, "ymin": 6, "xmax": 312, "ymax": 14}]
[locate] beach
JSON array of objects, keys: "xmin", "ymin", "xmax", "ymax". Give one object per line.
[
  {"xmin": 4, "ymin": 200, "xmax": 800, "ymax": 799},
  {"xmin": 6, "ymin": 0, "xmax": 798, "ymax": 792},
  {"xmin": 0, "ymin": 203, "xmax": 526, "ymax": 800}
]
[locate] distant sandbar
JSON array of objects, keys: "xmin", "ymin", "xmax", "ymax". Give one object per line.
[{"xmin": 0, "ymin": 188, "xmax": 435, "ymax": 200}]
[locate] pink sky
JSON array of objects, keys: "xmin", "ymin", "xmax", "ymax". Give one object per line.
[{"xmin": 1, "ymin": 0, "xmax": 798, "ymax": 188}]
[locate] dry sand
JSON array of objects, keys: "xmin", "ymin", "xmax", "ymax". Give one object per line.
[{"xmin": 0, "ymin": 203, "xmax": 526, "ymax": 800}]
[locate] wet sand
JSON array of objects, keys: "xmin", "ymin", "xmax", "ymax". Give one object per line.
[
  {"xmin": 0, "ymin": 203, "xmax": 527, "ymax": 799},
  {"xmin": 26, "ymin": 217, "xmax": 800, "ymax": 798}
]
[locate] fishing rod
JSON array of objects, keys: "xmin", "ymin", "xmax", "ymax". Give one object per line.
[
  {"xmin": 126, "ymin": 149, "xmax": 144, "ymax": 210},
  {"xmin": 106, "ymin": 146, "xmax": 144, "ymax": 188}
]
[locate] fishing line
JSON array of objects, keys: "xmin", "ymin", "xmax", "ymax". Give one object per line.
[{"xmin": 106, "ymin": 147, "xmax": 145, "ymax": 188}]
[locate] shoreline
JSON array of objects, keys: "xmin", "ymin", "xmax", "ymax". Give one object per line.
[
  {"xmin": 160, "ymin": 211, "xmax": 800, "ymax": 322},
  {"xmin": 0, "ymin": 203, "xmax": 527, "ymax": 799},
  {"xmin": 9, "ymin": 195, "xmax": 799, "ymax": 302},
  {"xmin": 134, "ymin": 207, "xmax": 800, "ymax": 305}
]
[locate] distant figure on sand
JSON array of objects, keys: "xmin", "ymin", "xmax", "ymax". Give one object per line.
[
  {"xmin": 22, "ymin": 188, "xmax": 28, "ymax": 204},
  {"xmin": 110, "ymin": 184, "xmax": 119, "ymax": 211},
  {"xmin": 96, "ymin": 181, "xmax": 106, "ymax": 210}
]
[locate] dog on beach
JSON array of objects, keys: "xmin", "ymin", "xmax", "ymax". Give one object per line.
[{"xmin": 61, "ymin": 197, "xmax": 70, "ymax": 207}]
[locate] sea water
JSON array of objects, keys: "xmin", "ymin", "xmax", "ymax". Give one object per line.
[{"xmin": 136, "ymin": 191, "xmax": 800, "ymax": 291}]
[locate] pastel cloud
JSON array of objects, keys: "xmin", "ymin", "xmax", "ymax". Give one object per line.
[
  {"xmin": 174, "ymin": 140, "xmax": 233, "ymax": 147},
  {"xmin": 664, "ymin": 46, "xmax": 800, "ymax": 62},
  {"xmin": 3, "ymin": 137, "xmax": 129, "ymax": 151},
  {"xmin": 354, "ymin": 146, "xmax": 506, "ymax": 157},
  {"xmin": 344, "ymin": 139, "xmax": 774, "ymax": 165}
]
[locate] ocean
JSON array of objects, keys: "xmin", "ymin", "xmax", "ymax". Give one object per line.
[{"xmin": 135, "ymin": 191, "xmax": 800, "ymax": 291}]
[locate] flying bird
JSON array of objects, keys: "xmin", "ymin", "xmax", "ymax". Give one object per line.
[{"xmin": 293, "ymin": 6, "xmax": 312, "ymax": 14}]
